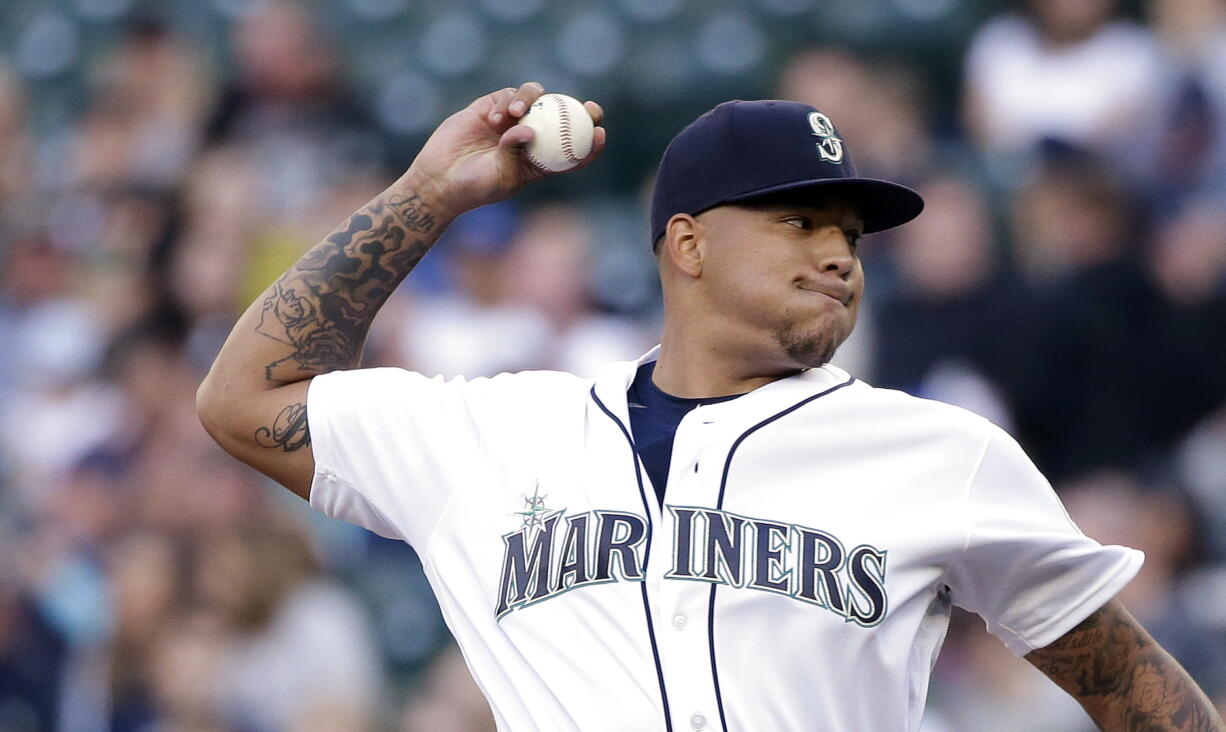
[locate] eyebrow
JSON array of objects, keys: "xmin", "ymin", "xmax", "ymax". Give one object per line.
[{"xmin": 755, "ymin": 202, "xmax": 865, "ymax": 229}]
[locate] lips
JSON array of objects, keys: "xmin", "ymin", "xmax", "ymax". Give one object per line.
[{"xmin": 796, "ymin": 280, "xmax": 853, "ymax": 306}]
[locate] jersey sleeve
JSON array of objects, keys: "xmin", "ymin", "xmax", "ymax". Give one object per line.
[
  {"xmin": 305, "ymin": 367, "xmax": 498, "ymax": 547},
  {"xmin": 943, "ymin": 425, "xmax": 1145, "ymax": 655}
]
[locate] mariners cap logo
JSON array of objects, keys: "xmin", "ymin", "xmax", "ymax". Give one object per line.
[{"xmin": 808, "ymin": 111, "xmax": 844, "ymax": 164}]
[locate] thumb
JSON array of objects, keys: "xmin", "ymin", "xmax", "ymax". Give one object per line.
[{"xmin": 498, "ymin": 124, "xmax": 535, "ymax": 154}]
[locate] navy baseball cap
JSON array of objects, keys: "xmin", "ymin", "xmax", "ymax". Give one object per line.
[{"xmin": 649, "ymin": 100, "xmax": 924, "ymax": 246}]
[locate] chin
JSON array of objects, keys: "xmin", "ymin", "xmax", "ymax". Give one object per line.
[{"xmin": 772, "ymin": 315, "xmax": 851, "ymax": 369}]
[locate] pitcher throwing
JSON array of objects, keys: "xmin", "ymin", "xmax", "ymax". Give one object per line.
[{"xmin": 198, "ymin": 83, "xmax": 1224, "ymax": 731}]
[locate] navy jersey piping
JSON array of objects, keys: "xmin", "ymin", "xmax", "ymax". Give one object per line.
[
  {"xmin": 590, "ymin": 387, "xmax": 675, "ymax": 732},
  {"xmin": 708, "ymin": 374, "xmax": 857, "ymax": 732}
]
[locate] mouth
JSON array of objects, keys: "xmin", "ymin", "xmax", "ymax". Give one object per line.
[{"xmin": 796, "ymin": 281, "xmax": 852, "ymax": 307}]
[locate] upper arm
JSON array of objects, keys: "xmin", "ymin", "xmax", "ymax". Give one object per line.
[
  {"xmin": 1025, "ymin": 600, "xmax": 1224, "ymax": 731},
  {"xmin": 197, "ymin": 377, "xmax": 316, "ymax": 500},
  {"xmin": 944, "ymin": 426, "xmax": 1143, "ymax": 654}
]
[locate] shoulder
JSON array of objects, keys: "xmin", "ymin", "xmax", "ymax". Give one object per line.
[
  {"xmin": 314, "ymin": 365, "xmax": 591, "ymax": 394},
  {"xmin": 308, "ymin": 366, "xmax": 595, "ymax": 425},
  {"xmin": 837, "ymin": 371, "xmax": 1000, "ymax": 442}
]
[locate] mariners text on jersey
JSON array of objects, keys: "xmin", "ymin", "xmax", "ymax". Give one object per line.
[{"xmin": 495, "ymin": 506, "xmax": 888, "ymax": 627}]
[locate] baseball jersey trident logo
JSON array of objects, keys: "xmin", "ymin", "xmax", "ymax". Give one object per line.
[{"xmin": 808, "ymin": 111, "xmax": 844, "ymax": 164}]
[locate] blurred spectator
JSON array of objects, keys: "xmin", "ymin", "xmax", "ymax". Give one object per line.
[
  {"xmin": 207, "ymin": 1, "xmax": 385, "ymax": 219},
  {"xmin": 146, "ymin": 611, "xmax": 228, "ymax": 732},
  {"xmin": 169, "ymin": 146, "xmax": 262, "ymax": 368},
  {"xmin": 1139, "ymin": 0, "xmax": 1226, "ymax": 203},
  {"xmin": 59, "ymin": 533, "xmax": 184, "ymax": 730},
  {"xmin": 1008, "ymin": 154, "xmax": 1133, "ymax": 284},
  {"xmin": 500, "ymin": 203, "xmax": 652, "ymax": 375},
  {"xmin": 400, "ymin": 202, "xmax": 649, "ymax": 378},
  {"xmin": 1147, "ymin": 200, "xmax": 1226, "ymax": 409},
  {"xmin": 395, "ymin": 202, "xmax": 549, "ymax": 377},
  {"xmin": 68, "ymin": 20, "xmax": 214, "ymax": 193},
  {"xmin": 1009, "ymin": 158, "xmax": 1224, "ymax": 480},
  {"xmin": 0, "ymin": 574, "xmax": 68, "ymax": 732},
  {"xmin": 0, "ymin": 67, "xmax": 33, "ymax": 210},
  {"xmin": 0, "ymin": 240, "xmax": 119, "ymax": 502},
  {"xmin": 197, "ymin": 522, "xmax": 384, "ymax": 731},
  {"xmin": 873, "ymin": 175, "xmax": 1035, "ymax": 427},
  {"xmin": 1177, "ymin": 408, "xmax": 1226, "ymax": 559},
  {"xmin": 964, "ymin": 0, "xmax": 1162, "ymax": 168}
]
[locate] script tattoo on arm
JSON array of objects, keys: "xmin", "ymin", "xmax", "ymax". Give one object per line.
[
  {"xmin": 254, "ymin": 403, "xmax": 311, "ymax": 452},
  {"xmin": 1026, "ymin": 601, "xmax": 1225, "ymax": 731},
  {"xmin": 255, "ymin": 192, "xmax": 439, "ymax": 383}
]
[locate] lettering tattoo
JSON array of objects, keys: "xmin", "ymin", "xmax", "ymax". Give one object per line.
[
  {"xmin": 1026, "ymin": 601, "xmax": 1225, "ymax": 731},
  {"xmin": 254, "ymin": 402, "xmax": 311, "ymax": 452},
  {"xmin": 255, "ymin": 193, "xmax": 437, "ymax": 381}
]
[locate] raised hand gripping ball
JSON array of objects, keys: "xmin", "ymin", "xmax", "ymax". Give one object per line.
[{"xmin": 519, "ymin": 93, "xmax": 595, "ymax": 173}]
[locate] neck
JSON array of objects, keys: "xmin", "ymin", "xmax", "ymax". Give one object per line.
[{"xmin": 652, "ymin": 311, "xmax": 803, "ymax": 398}]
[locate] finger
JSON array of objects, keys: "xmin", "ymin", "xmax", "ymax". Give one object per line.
[
  {"xmin": 484, "ymin": 87, "xmax": 516, "ymax": 126},
  {"xmin": 507, "ymin": 81, "xmax": 546, "ymax": 119},
  {"xmin": 573, "ymin": 126, "xmax": 606, "ymax": 171},
  {"xmin": 583, "ymin": 100, "xmax": 604, "ymax": 126}
]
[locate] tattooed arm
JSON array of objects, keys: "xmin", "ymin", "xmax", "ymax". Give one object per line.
[
  {"xmin": 1026, "ymin": 600, "xmax": 1224, "ymax": 731},
  {"xmin": 197, "ymin": 82, "xmax": 605, "ymax": 498}
]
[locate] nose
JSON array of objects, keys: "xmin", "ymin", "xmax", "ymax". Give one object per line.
[{"xmin": 817, "ymin": 230, "xmax": 856, "ymax": 280}]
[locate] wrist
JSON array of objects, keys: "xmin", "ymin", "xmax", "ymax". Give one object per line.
[{"xmin": 395, "ymin": 165, "xmax": 463, "ymax": 226}]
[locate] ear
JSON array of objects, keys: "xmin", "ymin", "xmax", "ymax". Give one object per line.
[{"xmin": 662, "ymin": 214, "xmax": 704, "ymax": 278}]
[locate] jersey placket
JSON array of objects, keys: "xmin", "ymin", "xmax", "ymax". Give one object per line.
[
  {"xmin": 589, "ymin": 385, "xmax": 679, "ymax": 730},
  {"xmin": 651, "ymin": 404, "xmax": 729, "ymax": 732}
]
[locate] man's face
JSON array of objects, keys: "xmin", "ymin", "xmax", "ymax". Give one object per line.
[{"xmin": 691, "ymin": 196, "xmax": 865, "ymax": 369}]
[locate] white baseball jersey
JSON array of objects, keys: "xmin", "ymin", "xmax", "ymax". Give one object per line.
[{"xmin": 307, "ymin": 349, "xmax": 1142, "ymax": 732}]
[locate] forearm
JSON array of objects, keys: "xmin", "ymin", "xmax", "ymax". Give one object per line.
[
  {"xmin": 1026, "ymin": 601, "xmax": 1225, "ymax": 731},
  {"xmin": 203, "ymin": 169, "xmax": 453, "ymax": 398}
]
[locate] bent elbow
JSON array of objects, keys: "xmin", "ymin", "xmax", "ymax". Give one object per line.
[{"xmin": 195, "ymin": 374, "xmax": 236, "ymax": 447}]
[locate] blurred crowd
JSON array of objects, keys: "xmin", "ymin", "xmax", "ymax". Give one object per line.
[{"xmin": 1, "ymin": 0, "xmax": 1225, "ymax": 730}]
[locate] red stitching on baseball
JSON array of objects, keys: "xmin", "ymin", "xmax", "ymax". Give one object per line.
[
  {"xmin": 553, "ymin": 95, "xmax": 581, "ymax": 164},
  {"xmin": 525, "ymin": 149, "xmax": 549, "ymax": 170}
]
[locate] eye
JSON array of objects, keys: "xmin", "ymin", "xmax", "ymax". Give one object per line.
[
  {"xmin": 845, "ymin": 230, "xmax": 863, "ymax": 249},
  {"xmin": 783, "ymin": 216, "xmax": 812, "ymax": 230}
]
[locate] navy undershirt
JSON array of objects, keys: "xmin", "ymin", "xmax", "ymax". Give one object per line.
[{"xmin": 626, "ymin": 362, "xmax": 744, "ymax": 506}]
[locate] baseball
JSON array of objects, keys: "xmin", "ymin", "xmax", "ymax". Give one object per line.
[{"xmin": 519, "ymin": 93, "xmax": 594, "ymax": 173}]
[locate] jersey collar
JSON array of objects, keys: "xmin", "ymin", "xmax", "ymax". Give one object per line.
[{"xmin": 591, "ymin": 347, "xmax": 855, "ymax": 431}]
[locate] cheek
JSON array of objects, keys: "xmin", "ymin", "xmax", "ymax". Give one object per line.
[{"xmin": 705, "ymin": 249, "xmax": 783, "ymax": 306}]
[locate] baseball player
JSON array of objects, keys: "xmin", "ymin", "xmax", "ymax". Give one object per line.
[{"xmin": 198, "ymin": 83, "xmax": 1224, "ymax": 731}]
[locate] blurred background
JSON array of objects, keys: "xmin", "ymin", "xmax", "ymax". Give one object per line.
[{"xmin": 1, "ymin": 0, "xmax": 1225, "ymax": 729}]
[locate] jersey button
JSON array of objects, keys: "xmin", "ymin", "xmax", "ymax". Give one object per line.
[
  {"xmin": 690, "ymin": 713, "xmax": 707, "ymax": 730},
  {"xmin": 672, "ymin": 614, "xmax": 687, "ymax": 630}
]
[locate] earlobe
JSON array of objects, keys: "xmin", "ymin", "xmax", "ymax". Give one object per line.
[{"xmin": 665, "ymin": 214, "xmax": 704, "ymax": 278}]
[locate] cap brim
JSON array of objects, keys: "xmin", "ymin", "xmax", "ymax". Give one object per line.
[{"xmin": 723, "ymin": 178, "xmax": 924, "ymax": 234}]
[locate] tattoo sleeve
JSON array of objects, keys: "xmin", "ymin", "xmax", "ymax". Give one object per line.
[
  {"xmin": 254, "ymin": 191, "xmax": 439, "ymax": 383},
  {"xmin": 1026, "ymin": 601, "xmax": 1225, "ymax": 731}
]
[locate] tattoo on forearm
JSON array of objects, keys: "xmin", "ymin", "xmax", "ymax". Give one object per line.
[
  {"xmin": 388, "ymin": 192, "xmax": 438, "ymax": 233},
  {"xmin": 254, "ymin": 403, "xmax": 311, "ymax": 452},
  {"xmin": 1026, "ymin": 602, "xmax": 1225, "ymax": 731},
  {"xmin": 255, "ymin": 192, "xmax": 438, "ymax": 381}
]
